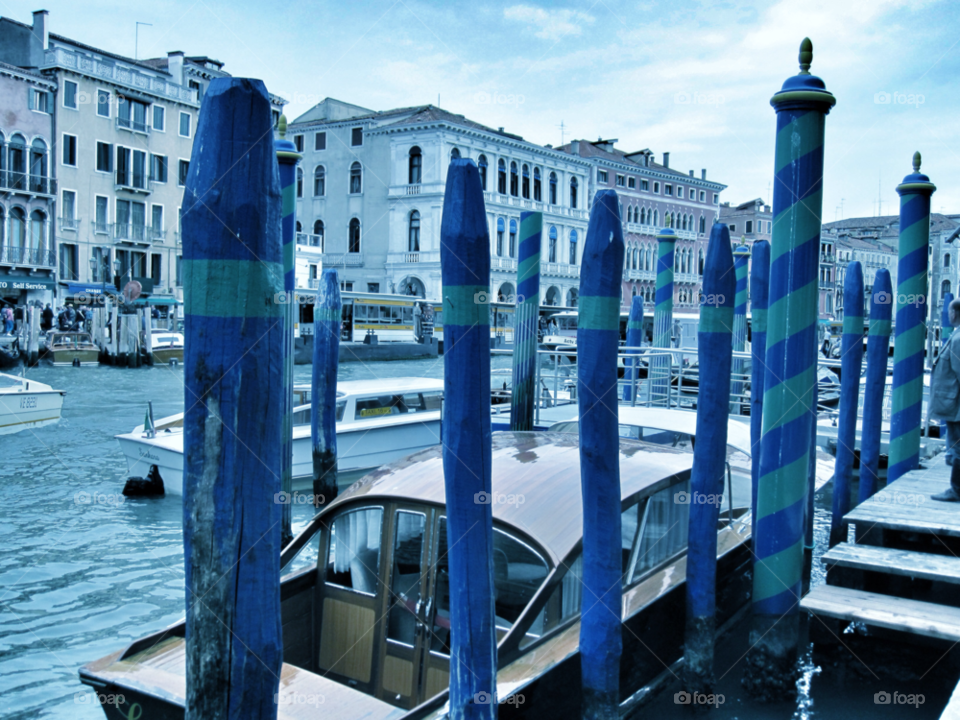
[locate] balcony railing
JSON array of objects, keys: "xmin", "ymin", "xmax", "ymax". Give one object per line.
[
  {"xmin": 94, "ymin": 221, "xmax": 110, "ymax": 235},
  {"xmin": 491, "ymin": 256, "xmax": 517, "ymax": 271},
  {"xmin": 114, "ymin": 223, "xmax": 148, "ymax": 243},
  {"xmin": 0, "ymin": 245, "xmax": 56, "ymax": 267},
  {"xmin": 307, "ymin": 278, "xmax": 320, "ymax": 289},
  {"xmin": 821, "ymin": 253, "xmax": 836, "ymax": 263},
  {"xmin": 296, "ymin": 232, "xmax": 323, "ymax": 248},
  {"xmin": 542, "ymin": 262, "xmax": 579, "ymax": 278},
  {"xmin": 115, "ymin": 172, "xmax": 150, "ymax": 194},
  {"xmin": 0, "ymin": 170, "xmax": 57, "ymax": 196},
  {"xmin": 116, "ymin": 116, "xmax": 150, "ymax": 134},
  {"xmin": 59, "ymin": 217, "xmax": 80, "ymax": 231},
  {"xmin": 626, "ymin": 269, "xmax": 656, "ymax": 281},
  {"xmin": 674, "ymin": 271, "xmax": 699, "ymax": 284},
  {"xmin": 321, "ymin": 253, "xmax": 364, "ymax": 267},
  {"xmin": 148, "ymin": 227, "xmax": 166, "ymax": 243}
]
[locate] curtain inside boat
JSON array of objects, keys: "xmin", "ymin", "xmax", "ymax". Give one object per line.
[
  {"xmin": 332, "ymin": 507, "xmax": 383, "ymax": 575},
  {"xmin": 632, "ymin": 481, "xmax": 690, "ymax": 580}
]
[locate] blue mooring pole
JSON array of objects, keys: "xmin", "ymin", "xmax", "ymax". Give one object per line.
[
  {"xmin": 942, "ymin": 292, "xmax": 955, "ymax": 349},
  {"xmin": 578, "ymin": 189, "xmax": 625, "ymax": 720},
  {"xmin": 652, "ymin": 228, "xmax": 677, "ymax": 406},
  {"xmin": 749, "ymin": 240, "xmax": 770, "ymax": 542},
  {"xmin": 684, "ymin": 222, "xmax": 735, "ymax": 694},
  {"xmin": 731, "ymin": 245, "xmax": 750, "ymax": 412},
  {"xmin": 181, "ymin": 78, "xmax": 282, "ymax": 720},
  {"xmin": 859, "ymin": 269, "xmax": 893, "ymax": 504},
  {"xmin": 829, "ymin": 262, "xmax": 864, "ymax": 547},
  {"xmin": 622, "ymin": 295, "xmax": 644, "ymax": 402},
  {"xmin": 440, "ymin": 158, "xmax": 496, "ymax": 720},
  {"xmin": 511, "ymin": 211, "xmax": 542, "ymax": 431},
  {"xmin": 746, "ymin": 38, "xmax": 835, "ymax": 698},
  {"xmin": 312, "ymin": 269, "xmax": 341, "ymax": 504}
]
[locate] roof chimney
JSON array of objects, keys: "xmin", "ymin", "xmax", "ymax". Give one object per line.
[
  {"xmin": 30, "ymin": 10, "xmax": 48, "ymax": 66},
  {"xmin": 571, "ymin": 140, "xmax": 580, "ymax": 155},
  {"xmin": 689, "ymin": 170, "xmax": 694, "ymax": 177},
  {"xmin": 662, "ymin": 152, "xmax": 669, "ymax": 168},
  {"xmin": 167, "ymin": 51, "xmax": 185, "ymax": 85},
  {"xmin": 701, "ymin": 169, "xmax": 706, "ymax": 180}
]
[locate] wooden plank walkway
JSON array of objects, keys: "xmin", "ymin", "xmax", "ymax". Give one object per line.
[{"xmin": 822, "ymin": 543, "xmax": 960, "ymax": 585}]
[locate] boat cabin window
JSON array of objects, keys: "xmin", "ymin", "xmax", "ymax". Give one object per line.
[
  {"xmin": 153, "ymin": 335, "xmax": 180, "ymax": 345},
  {"xmin": 627, "ymin": 479, "xmax": 691, "ymax": 583},
  {"xmin": 548, "ymin": 421, "xmax": 694, "ymax": 453},
  {"xmin": 282, "ymin": 527, "xmax": 323, "ymax": 578},
  {"xmin": 292, "ymin": 400, "xmax": 346, "ymax": 426},
  {"xmin": 324, "ymin": 507, "xmax": 383, "ymax": 595},
  {"xmin": 387, "ymin": 511, "xmax": 426, "ymax": 647},
  {"xmin": 430, "ymin": 518, "xmax": 549, "ymax": 654},
  {"xmin": 355, "ymin": 392, "xmax": 442, "ymax": 419}
]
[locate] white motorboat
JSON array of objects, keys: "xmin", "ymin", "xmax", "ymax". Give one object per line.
[
  {"xmin": 0, "ymin": 372, "xmax": 65, "ymax": 435},
  {"xmin": 115, "ymin": 377, "xmax": 444, "ymax": 496}
]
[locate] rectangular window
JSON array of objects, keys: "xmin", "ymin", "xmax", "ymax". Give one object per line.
[
  {"xmin": 713, "ymin": 193, "xmax": 719, "ymax": 204},
  {"xmin": 62, "ymin": 190, "xmax": 76, "ymax": 221},
  {"xmin": 641, "ymin": 179, "xmax": 649, "ymax": 191},
  {"xmin": 653, "ymin": 182, "xmax": 660, "ymax": 194},
  {"xmin": 616, "ymin": 174, "xmax": 625, "ymax": 187},
  {"xmin": 150, "ymin": 154, "xmax": 168, "ymax": 183},
  {"xmin": 95, "ymin": 196, "xmax": 108, "ymax": 233},
  {"xmin": 178, "ymin": 159, "xmax": 189, "ymax": 187},
  {"xmin": 294, "ymin": 135, "xmax": 304, "ymax": 152},
  {"xmin": 62, "ymin": 134, "xmax": 77, "ymax": 166},
  {"xmin": 664, "ymin": 184, "xmax": 673, "ymax": 196},
  {"xmin": 677, "ymin": 185, "xmax": 682, "ymax": 197},
  {"xmin": 96, "ymin": 142, "xmax": 112, "ymax": 173},
  {"xmin": 151, "ymin": 254, "xmax": 162, "ymax": 283},
  {"xmin": 597, "ymin": 170, "xmax": 608, "ymax": 183},
  {"xmin": 31, "ymin": 88, "xmax": 51, "ymax": 113},
  {"xmin": 132, "ymin": 150, "xmax": 146, "ymax": 189},
  {"xmin": 153, "ymin": 105, "xmax": 165, "ymax": 131},
  {"xmin": 179, "ymin": 112, "xmax": 191, "ymax": 137},
  {"xmin": 341, "ymin": 281, "xmax": 354, "ymax": 292},
  {"xmin": 699, "ymin": 190, "xmax": 705, "ymax": 202},
  {"xmin": 745, "ymin": 220, "xmax": 753, "ymax": 233},
  {"xmin": 628, "ymin": 177, "xmax": 636, "ymax": 189},
  {"xmin": 315, "ymin": 131, "xmax": 326, "ymax": 150},
  {"xmin": 176, "ymin": 255, "xmax": 183, "ymax": 286},
  {"xmin": 152, "ymin": 205, "xmax": 164, "ymax": 234},
  {"xmin": 116, "ymin": 146, "xmax": 131, "ymax": 186},
  {"xmin": 63, "ymin": 80, "xmax": 78, "ymax": 109},
  {"xmin": 351, "ymin": 127, "xmax": 363, "ymax": 146},
  {"xmin": 97, "ymin": 89, "xmax": 110, "ymax": 117},
  {"xmin": 118, "ymin": 98, "xmax": 149, "ymax": 132},
  {"xmin": 728, "ymin": 224, "xmax": 736, "ymax": 233},
  {"xmin": 367, "ymin": 282, "xmax": 380, "ymax": 293}
]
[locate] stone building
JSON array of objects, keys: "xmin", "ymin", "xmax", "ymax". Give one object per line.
[{"xmin": 719, "ymin": 198, "xmax": 772, "ymax": 247}]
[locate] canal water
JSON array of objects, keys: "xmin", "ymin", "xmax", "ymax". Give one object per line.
[{"xmin": 0, "ymin": 358, "xmax": 951, "ymax": 718}]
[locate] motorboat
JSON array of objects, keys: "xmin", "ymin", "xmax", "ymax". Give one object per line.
[
  {"xmin": 149, "ymin": 330, "xmax": 184, "ymax": 365},
  {"xmin": 80, "ymin": 430, "xmax": 753, "ymax": 719},
  {"xmin": 45, "ymin": 330, "xmax": 99, "ymax": 366},
  {"xmin": 0, "ymin": 371, "xmax": 65, "ymax": 435},
  {"xmin": 0, "ymin": 335, "xmax": 20, "ymax": 368},
  {"xmin": 115, "ymin": 378, "xmax": 444, "ymax": 496}
]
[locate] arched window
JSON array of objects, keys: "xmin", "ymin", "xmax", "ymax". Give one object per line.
[
  {"xmin": 9, "ymin": 134, "xmax": 25, "ymax": 189},
  {"xmin": 509, "ymin": 219, "xmax": 518, "ymax": 257},
  {"xmin": 569, "ymin": 229, "xmax": 578, "ymax": 265},
  {"xmin": 521, "ymin": 164, "xmax": 530, "ymax": 199},
  {"xmin": 944, "ymin": 280, "xmax": 952, "ymax": 298},
  {"xmin": 29, "ymin": 138, "xmax": 47, "ymax": 189},
  {"xmin": 9, "ymin": 207, "xmax": 25, "ymax": 247},
  {"xmin": 348, "ymin": 218, "xmax": 361, "ymax": 253},
  {"xmin": 0, "ymin": 132, "xmax": 5, "ymax": 178},
  {"xmin": 314, "ymin": 165, "xmax": 325, "ymax": 196},
  {"xmin": 349, "ymin": 162, "xmax": 362, "ymax": 194},
  {"xmin": 498, "ymin": 160, "xmax": 507, "ymax": 194},
  {"xmin": 653, "ymin": 210, "xmax": 659, "ymax": 226},
  {"xmin": 549, "ymin": 172, "xmax": 558, "ymax": 205},
  {"xmin": 549, "ymin": 226, "xmax": 558, "ymax": 263},
  {"xmin": 409, "ymin": 146, "xmax": 422, "ymax": 184},
  {"xmin": 699, "ymin": 216, "xmax": 706, "ymax": 234},
  {"xmin": 510, "ymin": 161, "xmax": 519, "ymax": 197},
  {"xmin": 296, "ymin": 167, "xmax": 303, "ymax": 198},
  {"xmin": 296, "ymin": 221, "xmax": 302, "ymax": 233},
  {"xmin": 313, "ymin": 220, "xmax": 324, "ymax": 250},
  {"xmin": 533, "ymin": 167, "xmax": 542, "ymax": 201},
  {"xmin": 946, "ymin": 253, "xmax": 952, "ymax": 268},
  {"xmin": 0, "ymin": 206, "xmax": 4, "ymax": 246},
  {"xmin": 29, "ymin": 209, "xmax": 45, "ymax": 250},
  {"xmin": 698, "ymin": 249, "xmax": 705, "ymax": 275},
  {"xmin": 478, "ymin": 154, "xmax": 488, "ymax": 190},
  {"xmin": 570, "ymin": 177, "xmax": 578, "ymax": 208},
  {"xmin": 450, "ymin": 147, "xmax": 460, "ymax": 160},
  {"xmin": 408, "ymin": 210, "xmax": 420, "ymax": 252},
  {"xmin": 496, "ymin": 217, "xmax": 505, "ymax": 256}
]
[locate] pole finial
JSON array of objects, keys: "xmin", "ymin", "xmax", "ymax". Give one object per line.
[
  {"xmin": 913, "ymin": 151, "xmax": 921, "ymax": 173},
  {"xmin": 278, "ymin": 114, "xmax": 287, "ymax": 139},
  {"xmin": 799, "ymin": 38, "xmax": 813, "ymax": 74}
]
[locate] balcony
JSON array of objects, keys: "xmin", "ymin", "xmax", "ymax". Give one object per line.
[
  {"xmin": 820, "ymin": 253, "xmax": 836, "ymax": 263},
  {"xmin": 626, "ymin": 269, "xmax": 656, "ymax": 281},
  {"xmin": 542, "ymin": 262, "xmax": 579, "ymax": 278},
  {"xmin": 306, "ymin": 278, "xmax": 320, "ymax": 289},
  {"xmin": 0, "ymin": 245, "xmax": 56, "ymax": 268},
  {"xmin": 388, "ymin": 183, "xmax": 443, "ymax": 198},
  {"xmin": 491, "ymin": 256, "xmax": 517, "ymax": 272},
  {"xmin": 116, "ymin": 116, "xmax": 151, "ymax": 135},
  {"xmin": 93, "ymin": 221, "xmax": 110, "ymax": 236},
  {"xmin": 0, "ymin": 171, "xmax": 57, "ymax": 197},
  {"xmin": 321, "ymin": 253, "xmax": 364, "ymax": 267},
  {"xmin": 114, "ymin": 223, "xmax": 149, "ymax": 244},
  {"xmin": 59, "ymin": 217, "xmax": 80, "ymax": 232},
  {"xmin": 388, "ymin": 251, "xmax": 440, "ymax": 265},
  {"xmin": 115, "ymin": 172, "xmax": 150, "ymax": 195},
  {"xmin": 674, "ymin": 271, "xmax": 699, "ymax": 284},
  {"xmin": 148, "ymin": 227, "xmax": 166, "ymax": 243}
]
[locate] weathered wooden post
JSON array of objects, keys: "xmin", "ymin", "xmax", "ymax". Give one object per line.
[
  {"xmin": 745, "ymin": 38, "xmax": 834, "ymax": 698},
  {"xmin": 943, "ymin": 292, "xmax": 955, "ymax": 348},
  {"xmin": 312, "ymin": 269, "xmax": 341, "ymax": 504},
  {"xmin": 888, "ymin": 153, "xmax": 936, "ymax": 484},
  {"xmin": 181, "ymin": 77, "xmax": 283, "ymax": 720},
  {"xmin": 859, "ymin": 268, "xmax": 893, "ymax": 504},
  {"xmin": 577, "ymin": 189, "xmax": 625, "ymax": 719},
  {"xmin": 117, "ymin": 313, "xmax": 128, "ymax": 367},
  {"xmin": 731, "ymin": 245, "xmax": 750, "ymax": 412},
  {"xmin": 622, "ymin": 295, "xmax": 644, "ymax": 403},
  {"xmin": 440, "ymin": 158, "xmax": 497, "ymax": 720},
  {"xmin": 829, "ymin": 262, "xmax": 864, "ymax": 547},
  {"xmin": 275, "ymin": 114, "xmax": 301, "ymax": 547},
  {"xmin": 110, "ymin": 303, "xmax": 119, "ymax": 364},
  {"xmin": 27, "ymin": 305, "xmax": 39, "ymax": 365},
  {"xmin": 749, "ymin": 239, "xmax": 770, "ymax": 540},
  {"xmin": 684, "ymin": 222, "xmax": 735, "ymax": 694},
  {"xmin": 510, "ymin": 211, "xmax": 542, "ymax": 431},
  {"xmin": 143, "ymin": 309, "xmax": 154, "ymax": 365},
  {"xmin": 652, "ymin": 228, "xmax": 677, "ymax": 405}
]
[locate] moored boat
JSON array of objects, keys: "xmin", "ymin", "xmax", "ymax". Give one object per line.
[
  {"xmin": 0, "ymin": 371, "xmax": 65, "ymax": 435},
  {"xmin": 45, "ymin": 331, "xmax": 99, "ymax": 366},
  {"xmin": 149, "ymin": 330, "xmax": 184, "ymax": 365}
]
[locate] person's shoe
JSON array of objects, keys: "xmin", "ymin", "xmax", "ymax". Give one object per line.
[{"xmin": 931, "ymin": 488, "xmax": 960, "ymax": 502}]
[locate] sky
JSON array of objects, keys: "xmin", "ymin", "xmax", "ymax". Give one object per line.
[{"xmin": 8, "ymin": 0, "xmax": 960, "ymax": 220}]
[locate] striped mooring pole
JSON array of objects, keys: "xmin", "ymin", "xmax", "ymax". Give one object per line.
[
  {"xmin": 622, "ymin": 295, "xmax": 645, "ymax": 403},
  {"xmin": 181, "ymin": 78, "xmax": 283, "ymax": 719},
  {"xmin": 439, "ymin": 158, "xmax": 497, "ymax": 720},
  {"xmin": 684, "ymin": 222, "xmax": 735, "ymax": 694},
  {"xmin": 510, "ymin": 211, "xmax": 542, "ymax": 432},
  {"xmin": 731, "ymin": 245, "xmax": 750, "ymax": 411},
  {"xmin": 942, "ymin": 292, "xmax": 955, "ymax": 348},
  {"xmin": 312, "ymin": 269, "xmax": 341, "ymax": 505},
  {"xmin": 276, "ymin": 115, "xmax": 301, "ymax": 547},
  {"xmin": 749, "ymin": 240, "xmax": 770, "ymax": 542},
  {"xmin": 746, "ymin": 38, "xmax": 835, "ymax": 698},
  {"xmin": 888, "ymin": 153, "xmax": 936, "ymax": 485},
  {"xmin": 858, "ymin": 268, "xmax": 893, "ymax": 504},
  {"xmin": 652, "ymin": 228, "xmax": 677, "ymax": 405},
  {"xmin": 578, "ymin": 190, "xmax": 625, "ymax": 719},
  {"xmin": 829, "ymin": 262, "xmax": 864, "ymax": 548}
]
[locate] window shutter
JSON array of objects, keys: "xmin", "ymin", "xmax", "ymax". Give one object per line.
[
  {"xmin": 46, "ymin": 92, "xmax": 54, "ymax": 112},
  {"xmin": 27, "ymin": 88, "xmax": 34, "ymax": 110}
]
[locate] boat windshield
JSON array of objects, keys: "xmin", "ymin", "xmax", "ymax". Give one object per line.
[{"xmin": 354, "ymin": 391, "xmax": 442, "ymax": 420}]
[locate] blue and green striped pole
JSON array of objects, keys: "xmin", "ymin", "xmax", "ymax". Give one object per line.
[
  {"xmin": 440, "ymin": 158, "xmax": 497, "ymax": 720},
  {"xmin": 312, "ymin": 269, "xmax": 341, "ymax": 504},
  {"xmin": 578, "ymin": 189, "xmax": 625, "ymax": 720},
  {"xmin": 276, "ymin": 115, "xmax": 301, "ymax": 546},
  {"xmin": 859, "ymin": 269, "xmax": 893, "ymax": 504},
  {"xmin": 652, "ymin": 228, "xmax": 677, "ymax": 405},
  {"xmin": 942, "ymin": 292, "xmax": 954, "ymax": 348},
  {"xmin": 181, "ymin": 78, "xmax": 283, "ymax": 719},
  {"xmin": 510, "ymin": 212, "xmax": 542, "ymax": 431},
  {"xmin": 732, "ymin": 245, "xmax": 750, "ymax": 411},
  {"xmin": 749, "ymin": 240, "xmax": 770, "ymax": 542},
  {"xmin": 684, "ymin": 222, "xmax": 735, "ymax": 694},
  {"xmin": 622, "ymin": 295, "xmax": 644, "ymax": 402},
  {"xmin": 829, "ymin": 262, "xmax": 864, "ymax": 547},
  {"xmin": 746, "ymin": 39, "xmax": 835, "ymax": 697},
  {"xmin": 888, "ymin": 153, "xmax": 936, "ymax": 484}
]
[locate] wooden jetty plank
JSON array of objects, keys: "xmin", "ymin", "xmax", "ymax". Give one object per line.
[
  {"xmin": 844, "ymin": 465, "xmax": 960, "ymax": 536},
  {"xmin": 801, "ymin": 586, "xmax": 960, "ymax": 642},
  {"xmin": 823, "ymin": 543, "xmax": 960, "ymax": 584}
]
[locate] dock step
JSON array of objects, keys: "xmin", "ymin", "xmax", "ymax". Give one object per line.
[
  {"xmin": 823, "ymin": 543, "xmax": 960, "ymax": 584},
  {"xmin": 844, "ymin": 472, "xmax": 960, "ymax": 538},
  {"xmin": 800, "ymin": 585, "xmax": 960, "ymax": 642}
]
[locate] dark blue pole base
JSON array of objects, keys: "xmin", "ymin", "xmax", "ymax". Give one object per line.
[
  {"xmin": 582, "ymin": 687, "xmax": 619, "ymax": 720},
  {"xmin": 682, "ymin": 616, "xmax": 717, "ymax": 697},
  {"xmin": 313, "ymin": 449, "xmax": 337, "ymax": 505},
  {"xmin": 742, "ymin": 616, "xmax": 800, "ymax": 701}
]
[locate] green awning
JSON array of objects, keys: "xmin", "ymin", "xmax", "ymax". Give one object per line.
[{"xmin": 135, "ymin": 296, "xmax": 181, "ymax": 306}]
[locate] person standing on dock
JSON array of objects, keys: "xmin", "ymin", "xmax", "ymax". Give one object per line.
[
  {"xmin": 41, "ymin": 303, "xmax": 53, "ymax": 331},
  {"xmin": 931, "ymin": 298, "xmax": 960, "ymax": 501}
]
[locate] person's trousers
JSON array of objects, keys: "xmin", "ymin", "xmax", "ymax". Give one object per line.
[{"xmin": 947, "ymin": 420, "xmax": 960, "ymax": 467}]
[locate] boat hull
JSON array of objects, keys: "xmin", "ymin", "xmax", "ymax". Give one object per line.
[
  {"xmin": 151, "ymin": 348, "xmax": 184, "ymax": 365},
  {"xmin": 49, "ymin": 348, "xmax": 99, "ymax": 366},
  {"xmin": 0, "ymin": 388, "xmax": 64, "ymax": 435}
]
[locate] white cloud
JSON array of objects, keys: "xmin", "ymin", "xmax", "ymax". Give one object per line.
[{"xmin": 503, "ymin": 4, "xmax": 595, "ymax": 41}]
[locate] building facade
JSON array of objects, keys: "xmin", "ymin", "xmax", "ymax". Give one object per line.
[{"xmin": 719, "ymin": 198, "xmax": 772, "ymax": 247}]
